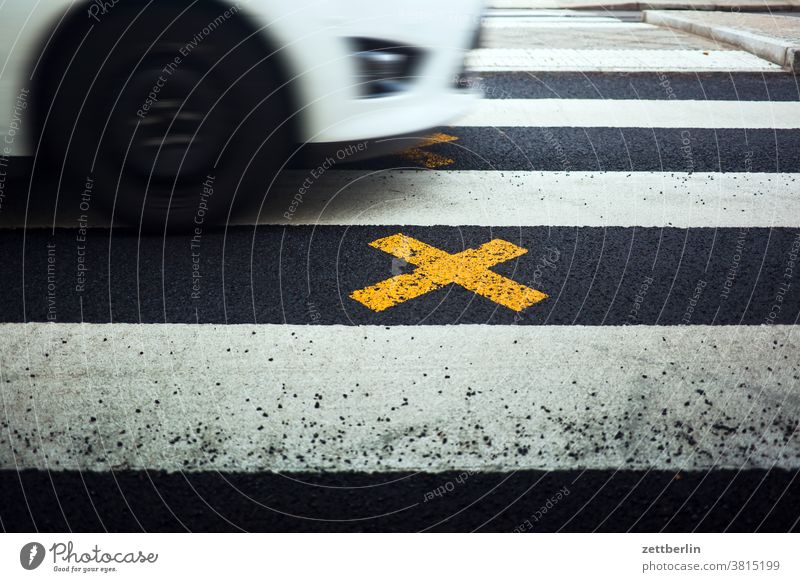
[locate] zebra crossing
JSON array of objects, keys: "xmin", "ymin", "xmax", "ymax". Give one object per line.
[
  {"xmin": 1, "ymin": 10, "xmax": 799, "ymax": 532},
  {"xmin": 474, "ymin": 10, "xmax": 785, "ymax": 71}
]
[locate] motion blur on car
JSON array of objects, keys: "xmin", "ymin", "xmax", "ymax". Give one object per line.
[{"xmin": 0, "ymin": 0, "xmax": 484, "ymax": 229}]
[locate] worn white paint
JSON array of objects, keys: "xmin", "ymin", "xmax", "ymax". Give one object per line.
[
  {"xmin": 454, "ymin": 99, "xmax": 800, "ymax": 129},
  {"xmin": 468, "ymin": 48, "xmax": 784, "ymax": 72},
  {"xmin": 1, "ymin": 323, "xmax": 797, "ymax": 473},
  {"xmin": 22, "ymin": 171, "xmax": 800, "ymax": 229}
]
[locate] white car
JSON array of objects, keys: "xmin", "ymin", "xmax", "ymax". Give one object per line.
[{"xmin": 0, "ymin": 0, "xmax": 482, "ymax": 228}]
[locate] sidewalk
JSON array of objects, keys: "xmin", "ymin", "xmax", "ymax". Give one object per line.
[
  {"xmin": 644, "ymin": 11, "xmax": 800, "ymax": 70},
  {"xmin": 488, "ymin": 0, "xmax": 800, "ymax": 11}
]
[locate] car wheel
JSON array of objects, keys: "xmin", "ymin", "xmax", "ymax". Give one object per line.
[{"xmin": 37, "ymin": 1, "xmax": 295, "ymax": 231}]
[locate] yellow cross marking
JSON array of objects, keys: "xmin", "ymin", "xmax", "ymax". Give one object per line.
[
  {"xmin": 350, "ymin": 234, "xmax": 548, "ymax": 312},
  {"xmin": 399, "ymin": 132, "xmax": 459, "ymax": 169}
]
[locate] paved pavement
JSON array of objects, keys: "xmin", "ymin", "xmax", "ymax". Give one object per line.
[
  {"xmin": 489, "ymin": 0, "xmax": 800, "ymax": 11},
  {"xmin": 1, "ymin": 10, "xmax": 799, "ymax": 532},
  {"xmin": 482, "ymin": 16, "xmax": 728, "ymax": 50},
  {"xmin": 473, "ymin": 12, "xmax": 786, "ymax": 70},
  {"xmin": 645, "ymin": 10, "xmax": 800, "ymax": 70}
]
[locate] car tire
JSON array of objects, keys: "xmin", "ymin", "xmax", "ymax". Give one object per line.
[{"xmin": 36, "ymin": 0, "xmax": 295, "ymax": 231}]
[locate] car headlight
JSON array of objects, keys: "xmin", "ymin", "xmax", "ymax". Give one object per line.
[{"xmin": 349, "ymin": 38, "xmax": 421, "ymax": 97}]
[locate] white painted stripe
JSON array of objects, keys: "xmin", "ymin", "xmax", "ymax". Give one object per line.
[
  {"xmin": 27, "ymin": 172, "xmax": 800, "ymax": 229},
  {"xmin": 488, "ymin": 1, "xmax": 584, "ymax": 7},
  {"xmin": 1, "ymin": 323, "xmax": 797, "ymax": 472},
  {"xmin": 483, "ymin": 17, "xmax": 631, "ymax": 26},
  {"xmin": 468, "ymin": 48, "xmax": 784, "ymax": 72},
  {"xmin": 259, "ymin": 171, "xmax": 798, "ymax": 228},
  {"xmin": 454, "ymin": 99, "xmax": 800, "ymax": 129},
  {"xmin": 482, "ymin": 19, "xmax": 653, "ymax": 28},
  {"xmin": 485, "ymin": 9, "xmax": 616, "ymax": 16}
]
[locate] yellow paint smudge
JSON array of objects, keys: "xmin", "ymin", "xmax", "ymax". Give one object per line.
[{"xmin": 398, "ymin": 133, "xmax": 459, "ymax": 169}]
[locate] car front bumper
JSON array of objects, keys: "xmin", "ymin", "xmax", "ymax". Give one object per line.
[{"xmin": 243, "ymin": 0, "xmax": 485, "ymax": 146}]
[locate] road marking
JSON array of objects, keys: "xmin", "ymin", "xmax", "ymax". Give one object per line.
[
  {"xmin": 467, "ymin": 48, "xmax": 784, "ymax": 72},
  {"xmin": 350, "ymin": 234, "xmax": 548, "ymax": 312},
  {"xmin": 485, "ymin": 8, "xmax": 614, "ymax": 15},
  {"xmin": 482, "ymin": 19, "xmax": 655, "ymax": 28},
  {"xmin": 252, "ymin": 171, "xmax": 800, "ymax": 229},
  {"xmin": 453, "ymin": 99, "xmax": 800, "ymax": 129},
  {"xmin": 2, "ymin": 323, "xmax": 797, "ymax": 472},
  {"xmin": 483, "ymin": 17, "xmax": 632, "ymax": 26},
  {"xmin": 16, "ymin": 172, "xmax": 800, "ymax": 230},
  {"xmin": 398, "ymin": 132, "xmax": 458, "ymax": 169}
]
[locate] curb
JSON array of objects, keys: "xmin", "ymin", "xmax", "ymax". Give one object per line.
[
  {"xmin": 489, "ymin": 1, "xmax": 800, "ymax": 11},
  {"xmin": 644, "ymin": 11, "xmax": 800, "ymax": 71}
]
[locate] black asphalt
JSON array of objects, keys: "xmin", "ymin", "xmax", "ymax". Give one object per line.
[
  {"xmin": 478, "ymin": 72, "xmax": 800, "ymax": 101},
  {"xmin": 7, "ymin": 127, "xmax": 794, "ymax": 175},
  {"xmin": 355, "ymin": 128, "xmax": 800, "ymax": 173},
  {"xmin": 1, "ymin": 469, "xmax": 797, "ymax": 532},
  {"xmin": 1, "ymin": 71, "xmax": 799, "ymax": 533},
  {"xmin": 3, "ymin": 226, "xmax": 798, "ymax": 325}
]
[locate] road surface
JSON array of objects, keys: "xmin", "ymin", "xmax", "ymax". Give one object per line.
[{"xmin": 1, "ymin": 9, "xmax": 799, "ymax": 532}]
